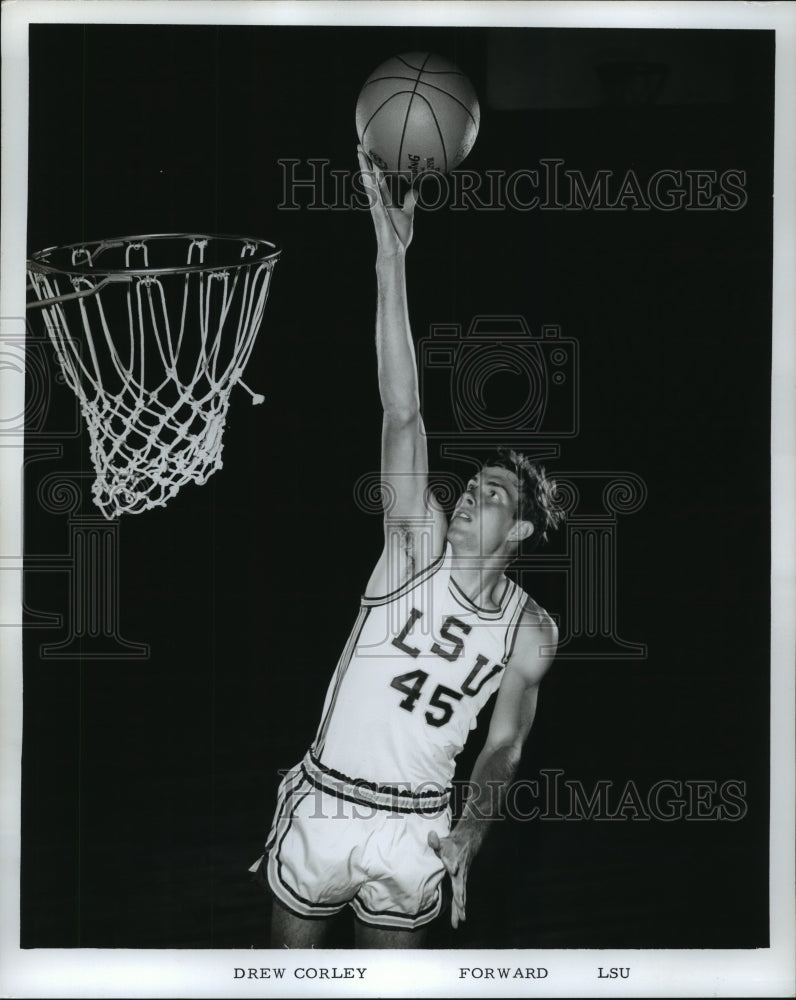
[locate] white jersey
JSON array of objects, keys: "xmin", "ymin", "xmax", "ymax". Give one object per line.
[{"xmin": 313, "ymin": 544, "xmax": 528, "ymax": 791}]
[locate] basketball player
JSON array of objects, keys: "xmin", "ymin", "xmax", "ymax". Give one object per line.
[{"xmin": 251, "ymin": 149, "xmax": 563, "ymax": 948}]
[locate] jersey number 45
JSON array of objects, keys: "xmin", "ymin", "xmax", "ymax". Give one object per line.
[{"xmin": 390, "ymin": 656, "xmax": 501, "ymax": 728}]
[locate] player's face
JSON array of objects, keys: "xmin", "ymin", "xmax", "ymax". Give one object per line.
[{"xmin": 448, "ymin": 466, "xmax": 531, "ymax": 555}]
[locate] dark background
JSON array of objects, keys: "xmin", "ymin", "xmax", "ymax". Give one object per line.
[{"xmin": 23, "ymin": 24, "xmax": 772, "ymax": 948}]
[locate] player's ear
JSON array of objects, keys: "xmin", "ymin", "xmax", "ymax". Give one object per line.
[{"xmin": 508, "ymin": 520, "xmax": 534, "ymax": 544}]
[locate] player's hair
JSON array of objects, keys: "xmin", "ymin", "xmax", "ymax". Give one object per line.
[{"xmin": 484, "ymin": 449, "xmax": 565, "ymax": 552}]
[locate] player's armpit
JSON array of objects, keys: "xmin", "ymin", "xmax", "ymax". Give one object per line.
[{"xmin": 364, "ymin": 501, "xmax": 446, "ymax": 596}]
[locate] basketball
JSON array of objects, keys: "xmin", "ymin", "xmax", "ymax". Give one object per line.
[{"xmin": 355, "ymin": 52, "xmax": 480, "ymax": 177}]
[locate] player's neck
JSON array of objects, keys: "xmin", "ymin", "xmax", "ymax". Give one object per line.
[{"xmin": 449, "ymin": 555, "xmax": 509, "ymax": 611}]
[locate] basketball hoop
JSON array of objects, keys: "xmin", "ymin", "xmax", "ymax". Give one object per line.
[{"xmin": 26, "ymin": 233, "xmax": 280, "ymax": 518}]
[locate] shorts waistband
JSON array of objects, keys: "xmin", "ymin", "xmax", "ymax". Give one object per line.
[{"xmin": 303, "ymin": 750, "xmax": 450, "ymax": 814}]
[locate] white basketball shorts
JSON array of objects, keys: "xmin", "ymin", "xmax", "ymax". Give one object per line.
[{"xmin": 253, "ymin": 750, "xmax": 451, "ymax": 930}]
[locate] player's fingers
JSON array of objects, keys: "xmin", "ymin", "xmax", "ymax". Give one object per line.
[
  {"xmin": 450, "ymin": 888, "xmax": 463, "ymax": 929},
  {"xmin": 356, "ymin": 150, "xmax": 388, "ymax": 218},
  {"xmin": 402, "ymin": 187, "xmax": 417, "ymax": 215},
  {"xmin": 453, "ymin": 861, "xmax": 469, "ymax": 921},
  {"xmin": 356, "ymin": 152, "xmax": 373, "ymax": 183},
  {"xmin": 358, "ymin": 170, "xmax": 379, "ymax": 211},
  {"xmin": 356, "ymin": 145, "xmax": 372, "ymax": 177},
  {"xmin": 440, "ymin": 845, "xmax": 459, "ymax": 877},
  {"xmin": 428, "ymin": 831, "xmax": 461, "ymax": 873},
  {"xmin": 441, "ymin": 856, "xmax": 459, "ymax": 878},
  {"xmin": 451, "ymin": 873, "xmax": 465, "ymax": 910},
  {"xmin": 372, "ymin": 162, "xmax": 395, "ymax": 209}
]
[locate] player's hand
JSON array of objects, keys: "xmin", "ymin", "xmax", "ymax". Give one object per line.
[
  {"xmin": 428, "ymin": 829, "xmax": 472, "ymax": 929},
  {"xmin": 357, "ymin": 145, "xmax": 416, "ymax": 257}
]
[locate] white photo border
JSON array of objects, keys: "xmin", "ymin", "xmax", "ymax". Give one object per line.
[{"xmin": 1, "ymin": 2, "xmax": 793, "ymax": 997}]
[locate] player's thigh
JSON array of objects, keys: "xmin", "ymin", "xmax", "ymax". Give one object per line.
[
  {"xmin": 354, "ymin": 917, "xmax": 427, "ymax": 949},
  {"xmin": 270, "ymin": 896, "xmax": 332, "ymax": 948}
]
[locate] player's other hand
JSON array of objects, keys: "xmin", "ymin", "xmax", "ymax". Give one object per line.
[
  {"xmin": 428, "ymin": 829, "xmax": 472, "ymax": 929},
  {"xmin": 357, "ymin": 145, "xmax": 416, "ymax": 257}
]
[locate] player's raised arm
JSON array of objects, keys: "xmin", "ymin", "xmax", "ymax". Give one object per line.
[{"xmin": 358, "ymin": 148, "xmax": 446, "ymax": 595}]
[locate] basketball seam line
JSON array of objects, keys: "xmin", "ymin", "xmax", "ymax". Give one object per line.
[
  {"xmin": 362, "ymin": 77, "xmax": 478, "ymax": 126},
  {"xmin": 398, "ymin": 53, "xmax": 433, "ymax": 175},
  {"xmin": 360, "ymin": 93, "xmax": 410, "ymax": 150},
  {"xmin": 411, "ymin": 92, "xmax": 448, "ymax": 172},
  {"xmin": 395, "ymin": 54, "xmax": 465, "ymax": 76}
]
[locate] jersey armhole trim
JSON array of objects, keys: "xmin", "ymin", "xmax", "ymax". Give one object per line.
[
  {"xmin": 361, "ymin": 543, "xmax": 450, "ymax": 607},
  {"xmin": 503, "ymin": 590, "xmax": 531, "ymax": 664}
]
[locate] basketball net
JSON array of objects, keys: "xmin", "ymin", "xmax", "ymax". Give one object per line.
[{"xmin": 27, "ymin": 235, "xmax": 280, "ymax": 518}]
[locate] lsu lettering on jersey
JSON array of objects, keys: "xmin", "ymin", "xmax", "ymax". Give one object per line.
[{"xmin": 313, "ymin": 544, "xmax": 528, "ymax": 791}]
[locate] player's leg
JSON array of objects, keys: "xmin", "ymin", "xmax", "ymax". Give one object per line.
[
  {"xmin": 270, "ymin": 897, "xmax": 333, "ymax": 948},
  {"xmin": 353, "ymin": 918, "xmax": 427, "ymax": 949}
]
